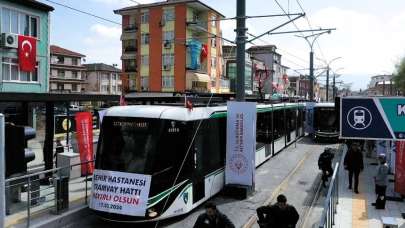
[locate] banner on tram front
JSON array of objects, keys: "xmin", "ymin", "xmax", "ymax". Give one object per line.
[
  {"xmin": 225, "ymin": 101, "xmax": 257, "ymax": 186},
  {"xmin": 90, "ymin": 169, "xmax": 152, "ymax": 216}
]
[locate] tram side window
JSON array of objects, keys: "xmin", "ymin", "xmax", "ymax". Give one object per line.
[
  {"xmin": 194, "ymin": 119, "xmax": 223, "ymax": 175},
  {"xmin": 273, "ymin": 110, "xmax": 284, "ymax": 140},
  {"xmin": 287, "ymin": 109, "xmax": 296, "ymax": 132},
  {"xmin": 256, "ymin": 111, "xmax": 272, "ymax": 146}
]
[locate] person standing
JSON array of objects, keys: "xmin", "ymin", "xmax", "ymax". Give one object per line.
[
  {"xmin": 344, "ymin": 142, "xmax": 364, "ymax": 193},
  {"xmin": 318, "ymin": 148, "xmax": 335, "ymax": 187},
  {"xmin": 372, "ymin": 154, "xmax": 389, "ymax": 209},
  {"xmin": 256, "ymin": 194, "xmax": 299, "ymax": 228},
  {"xmin": 193, "ymin": 202, "xmax": 235, "ymax": 228}
]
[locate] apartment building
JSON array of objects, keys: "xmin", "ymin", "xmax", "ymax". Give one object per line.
[
  {"xmin": 84, "ymin": 63, "xmax": 122, "ymax": 95},
  {"xmin": 50, "ymin": 45, "xmax": 86, "ymax": 93},
  {"xmin": 0, "ymin": 0, "xmax": 53, "ymax": 93},
  {"xmin": 115, "ymin": 0, "xmax": 224, "ymax": 93}
]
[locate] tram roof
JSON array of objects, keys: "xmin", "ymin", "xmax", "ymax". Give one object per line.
[
  {"xmin": 104, "ymin": 103, "xmax": 304, "ymax": 121},
  {"xmin": 314, "ymin": 102, "xmax": 335, "ymax": 108}
]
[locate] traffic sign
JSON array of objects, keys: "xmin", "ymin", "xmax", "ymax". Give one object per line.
[{"xmin": 340, "ymin": 97, "xmax": 405, "ymax": 141}]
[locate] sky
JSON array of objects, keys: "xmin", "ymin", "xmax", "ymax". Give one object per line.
[{"xmin": 39, "ymin": 0, "xmax": 405, "ymax": 90}]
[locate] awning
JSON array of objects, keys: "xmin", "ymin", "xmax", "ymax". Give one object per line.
[{"xmin": 186, "ymin": 72, "xmax": 210, "ymax": 82}]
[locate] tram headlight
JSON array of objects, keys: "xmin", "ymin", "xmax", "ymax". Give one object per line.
[{"xmin": 148, "ymin": 208, "xmax": 158, "ymax": 218}]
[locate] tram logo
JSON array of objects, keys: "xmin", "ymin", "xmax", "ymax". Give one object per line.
[
  {"xmin": 347, "ymin": 106, "xmax": 372, "ymax": 130},
  {"xmin": 168, "ymin": 121, "xmax": 180, "ymax": 133},
  {"xmin": 229, "ymin": 154, "xmax": 248, "ymax": 174},
  {"xmin": 182, "ymin": 192, "xmax": 188, "ymax": 204}
]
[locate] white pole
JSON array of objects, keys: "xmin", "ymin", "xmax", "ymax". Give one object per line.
[{"xmin": 0, "ymin": 114, "xmax": 5, "ymax": 227}]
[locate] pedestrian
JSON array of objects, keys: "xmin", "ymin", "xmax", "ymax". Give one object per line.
[
  {"xmin": 256, "ymin": 194, "xmax": 299, "ymax": 228},
  {"xmin": 372, "ymin": 154, "xmax": 389, "ymax": 209},
  {"xmin": 193, "ymin": 202, "xmax": 235, "ymax": 228},
  {"xmin": 318, "ymin": 148, "xmax": 335, "ymax": 187},
  {"xmin": 344, "ymin": 142, "xmax": 364, "ymax": 193}
]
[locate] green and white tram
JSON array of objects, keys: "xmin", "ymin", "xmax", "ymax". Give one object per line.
[{"xmin": 92, "ymin": 102, "xmax": 305, "ymax": 222}]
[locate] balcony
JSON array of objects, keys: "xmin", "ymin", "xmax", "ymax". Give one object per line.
[
  {"xmin": 124, "ymin": 66, "xmax": 137, "ymax": 72},
  {"xmin": 124, "ymin": 45, "xmax": 137, "ymax": 53},
  {"xmin": 123, "ymin": 24, "xmax": 138, "ymax": 33},
  {"xmin": 186, "ymin": 20, "xmax": 208, "ymax": 33}
]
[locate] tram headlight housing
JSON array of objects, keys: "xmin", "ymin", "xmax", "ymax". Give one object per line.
[{"xmin": 148, "ymin": 208, "xmax": 158, "ymax": 218}]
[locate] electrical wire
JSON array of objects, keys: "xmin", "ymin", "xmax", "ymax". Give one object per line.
[{"xmin": 43, "ymin": 0, "xmax": 122, "ymax": 25}]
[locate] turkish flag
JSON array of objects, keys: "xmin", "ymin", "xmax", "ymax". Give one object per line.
[{"xmin": 18, "ymin": 35, "xmax": 36, "ymax": 72}]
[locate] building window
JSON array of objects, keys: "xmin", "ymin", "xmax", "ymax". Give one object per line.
[
  {"xmin": 211, "ymin": 57, "xmax": 217, "ymax": 68},
  {"xmin": 163, "ymin": 31, "xmax": 174, "ymax": 42},
  {"xmin": 1, "ymin": 8, "xmax": 39, "ymax": 38},
  {"xmin": 101, "ymin": 85, "xmax": 109, "ymax": 93},
  {"xmin": 72, "ymin": 84, "xmax": 78, "ymax": 92},
  {"xmin": 162, "ymin": 76, "xmax": 174, "ymax": 88},
  {"xmin": 141, "ymin": 11, "xmax": 149, "ymax": 24},
  {"xmin": 141, "ymin": 33, "xmax": 150, "ymax": 45},
  {"xmin": 58, "ymin": 70, "xmax": 65, "ymax": 78},
  {"xmin": 72, "ymin": 58, "xmax": 79, "ymax": 65},
  {"xmin": 57, "ymin": 56, "xmax": 64, "ymax": 64},
  {"xmin": 162, "ymin": 53, "xmax": 174, "ymax": 66},
  {"xmin": 162, "ymin": 9, "xmax": 175, "ymax": 22},
  {"xmin": 124, "ymin": 59, "xmax": 137, "ymax": 71},
  {"xmin": 211, "ymin": 38, "xmax": 217, "ymax": 48},
  {"xmin": 141, "ymin": 76, "xmax": 149, "ymax": 91},
  {"xmin": 72, "ymin": 71, "xmax": 78, "ymax": 79},
  {"xmin": 141, "ymin": 55, "xmax": 149, "ymax": 65},
  {"xmin": 1, "ymin": 58, "xmax": 38, "ymax": 82},
  {"xmin": 211, "ymin": 15, "xmax": 216, "ymax": 27}
]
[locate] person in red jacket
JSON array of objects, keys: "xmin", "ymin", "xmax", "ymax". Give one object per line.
[{"xmin": 344, "ymin": 142, "xmax": 364, "ymax": 194}]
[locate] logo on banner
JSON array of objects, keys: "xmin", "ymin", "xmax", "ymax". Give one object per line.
[
  {"xmin": 229, "ymin": 154, "xmax": 248, "ymax": 174},
  {"xmin": 347, "ymin": 106, "xmax": 372, "ymax": 130}
]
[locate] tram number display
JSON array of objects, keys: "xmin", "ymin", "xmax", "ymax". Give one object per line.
[{"xmin": 90, "ymin": 169, "xmax": 152, "ymax": 216}]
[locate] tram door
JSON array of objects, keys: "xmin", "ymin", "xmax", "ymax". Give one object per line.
[{"xmin": 192, "ymin": 133, "xmax": 205, "ymax": 203}]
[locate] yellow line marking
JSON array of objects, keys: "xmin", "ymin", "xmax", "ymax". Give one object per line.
[
  {"xmin": 351, "ymin": 186, "xmax": 368, "ymax": 227},
  {"xmin": 243, "ymin": 150, "xmax": 312, "ymax": 228}
]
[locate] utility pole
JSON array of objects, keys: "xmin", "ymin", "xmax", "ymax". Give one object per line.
[
  {"xmin": 326, "ymin": 66, "xmax": 329, "ymax": 101},
  {"xmin": 236, "ymin": 0, "xmax": 246, "ymax": 101},
  {"xmin": 296, "ymin": 29, "xmax": 335, "ymax": 101}
]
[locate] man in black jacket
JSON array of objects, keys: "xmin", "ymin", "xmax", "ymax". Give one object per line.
[
  {"xmin": 318, "ymin": 148, "xmax": 335, "ymax": 187},
  {"xmin": 193, "ymin": 202, "xmax": 235, "ymax": 228},
  {"xmin": 256, "ymin": 194, "xmax": 299, "ymax": 228},
  {"xmin": 344, "ymin": 142, "xmax": 364, "ymax": 194}
]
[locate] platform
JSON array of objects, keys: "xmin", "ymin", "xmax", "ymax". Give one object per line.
[{"xmin": 334, "ymin": 156, "xmax": 405, "ymax": 228}]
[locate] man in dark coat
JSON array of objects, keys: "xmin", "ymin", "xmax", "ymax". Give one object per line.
[
  {"xmin": 256, "ymin": 194, "xmax": 299, "ymax": 228},
  {"xmin": 318, "ymin": 148, "xmax": 335, "ymax": 187},
  {"xmin": 344, "ymin": 142, "xmax": 364, "ymax": 193},
  {"xmin": 193, "ymin": 202, "xmax": 235, "ymax": 228}
]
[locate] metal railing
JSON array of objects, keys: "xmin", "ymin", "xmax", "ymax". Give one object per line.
[
  {"xmin": 4, "ymin": 159, "xmax": 94, "ymax": 228},
  {"xmin": 319, "ymin": 146, "xmax": 347, "ymax": 228}
]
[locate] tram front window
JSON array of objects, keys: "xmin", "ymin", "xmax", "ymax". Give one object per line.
[
  {"xmin": 96, "ymin": 117, "xmax": 160, "ymax": 173},
  {"xmin": 314, "ymin": 108, "xmax": 337, "ymax": 131}
]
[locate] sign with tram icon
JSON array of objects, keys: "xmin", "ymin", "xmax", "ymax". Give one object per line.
[{"xmin": 340, "ymin": 97, "xmax": 405, "ymax": 140}]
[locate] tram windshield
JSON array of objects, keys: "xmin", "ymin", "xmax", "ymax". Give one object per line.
[
  {"xmin": 313, "ymin": 107, "xmax": 337, "ymax": 131},
  {"xmin": 96, "ymin": 117, "xmax": 184, "ymax": 175}
]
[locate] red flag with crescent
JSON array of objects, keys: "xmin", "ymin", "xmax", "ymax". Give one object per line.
[{"xmin": 18, "ymin": 35, "xmax": 36, "ymax": 72}]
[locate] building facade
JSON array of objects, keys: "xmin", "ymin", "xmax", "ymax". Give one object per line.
[
  {"xmin": 115, "ymin": 0, "xmax": 224, "ymax": 93},
  {"xmin": 0, "ymin": 0, "xmax": 53, "ymax": 93},
  {"xmin": 50, "ymin": 45, "xmax": 86, "ymax": 93},
  {"xmin": 247, "ymin": 45, "xmax": 289, "ymax": 95},
  {"xmin": 366, "ymin": 74, "xmax": 400, "ymax": 96},
  {"xmin": 84, "ymin": 63, "xmax": 122, "ymax": 95}
]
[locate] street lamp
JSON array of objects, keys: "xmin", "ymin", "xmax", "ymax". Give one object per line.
[
  {"xmin": 332, "ymin": 67, "xmax": 344, "ymax": 99},
  {"xmin": 316, "ymin": 56, "xmax": 342, "ymax": 101},
  {"xmin": 296, "ymin": 28, "xmax": 335, "ymax": 101}
]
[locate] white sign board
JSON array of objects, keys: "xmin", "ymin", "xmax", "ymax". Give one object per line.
[
  {"xmin": 90, "ymin": 169, "xmax": 152, "ymax": 216},
  {"xmin": 225, "ymin": 101, "xmax": 256, "ymax": 186}
]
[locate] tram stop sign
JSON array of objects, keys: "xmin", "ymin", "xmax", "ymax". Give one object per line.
[{"xmin": 340, "ymin": 97, "xmax": 405, "ymax": 140}]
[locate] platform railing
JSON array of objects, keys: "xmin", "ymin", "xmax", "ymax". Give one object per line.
[
  {"xmin": 319, "ymin": 146, "xmax": 347, "ymax": 228},
  {"xmin": 3, "ymin": 159, "xmax": 94, "ymax": 228}
]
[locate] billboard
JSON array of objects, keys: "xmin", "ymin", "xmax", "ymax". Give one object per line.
[{"xmin": 340, "ymin": 97, "xmax": 405, "ymax": 140}]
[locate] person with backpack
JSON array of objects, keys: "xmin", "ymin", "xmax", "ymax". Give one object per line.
[
  {"xmin": 193, "ymin": 202, "xmax": 235, "ymax": 228},
  {"xmin": 318, "ymin": 148, "xmax": 335, "ymax": 187},
  {"xmin": 256, "ymin": 194, "xmax": 299, "ymax": 228}
]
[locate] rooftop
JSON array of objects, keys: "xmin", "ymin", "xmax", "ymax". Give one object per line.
[
  {"xmin": 50, "ymin": 45, "xmax": 85, "ymax": 58},
  {"xmin": 114, "ymin": 0, "xmax": 225, "ymax": 18},
  {"xmin": 84, "ymin": 63, "xmax": 121, "ymax": 73},
  {"xmin": 7, "ymin": 0, "xmax": 54, "ymax": 12}
]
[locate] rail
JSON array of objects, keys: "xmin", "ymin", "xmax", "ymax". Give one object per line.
[
  {"xmin": 318, "ymin": 145, "xmax": 347, "ymax": 228},
  {"xmin": 4, "ymin": 159, "xmax": 95, "ymax": 228}
]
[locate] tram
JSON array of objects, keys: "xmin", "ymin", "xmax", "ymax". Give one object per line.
[
  {"xmin": 313, "ymin": 103, "xmax": 339, "ymax": 141},
  {"xmin": 92, "ymin": 102, "xmax": 305, "ymax": 222}
]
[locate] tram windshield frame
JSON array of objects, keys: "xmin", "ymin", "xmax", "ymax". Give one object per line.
[{"xmin": 313, "ymin": 107, "xmax": 337, "ymax": 131}]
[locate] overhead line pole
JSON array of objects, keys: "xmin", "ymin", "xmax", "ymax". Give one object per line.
[{"xmin": 236, "ymin": 0, "xmax": 247, "ymax": 101}]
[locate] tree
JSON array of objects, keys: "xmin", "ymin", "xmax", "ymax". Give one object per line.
[{"xmin": 394, "ymin": 57, "xmax": 405, "ymax": 93}]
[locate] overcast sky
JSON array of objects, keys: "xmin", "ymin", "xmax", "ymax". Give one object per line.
[{"xmin": 42, "ymin": 0, "xmax": 405, "ymax": 90}]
